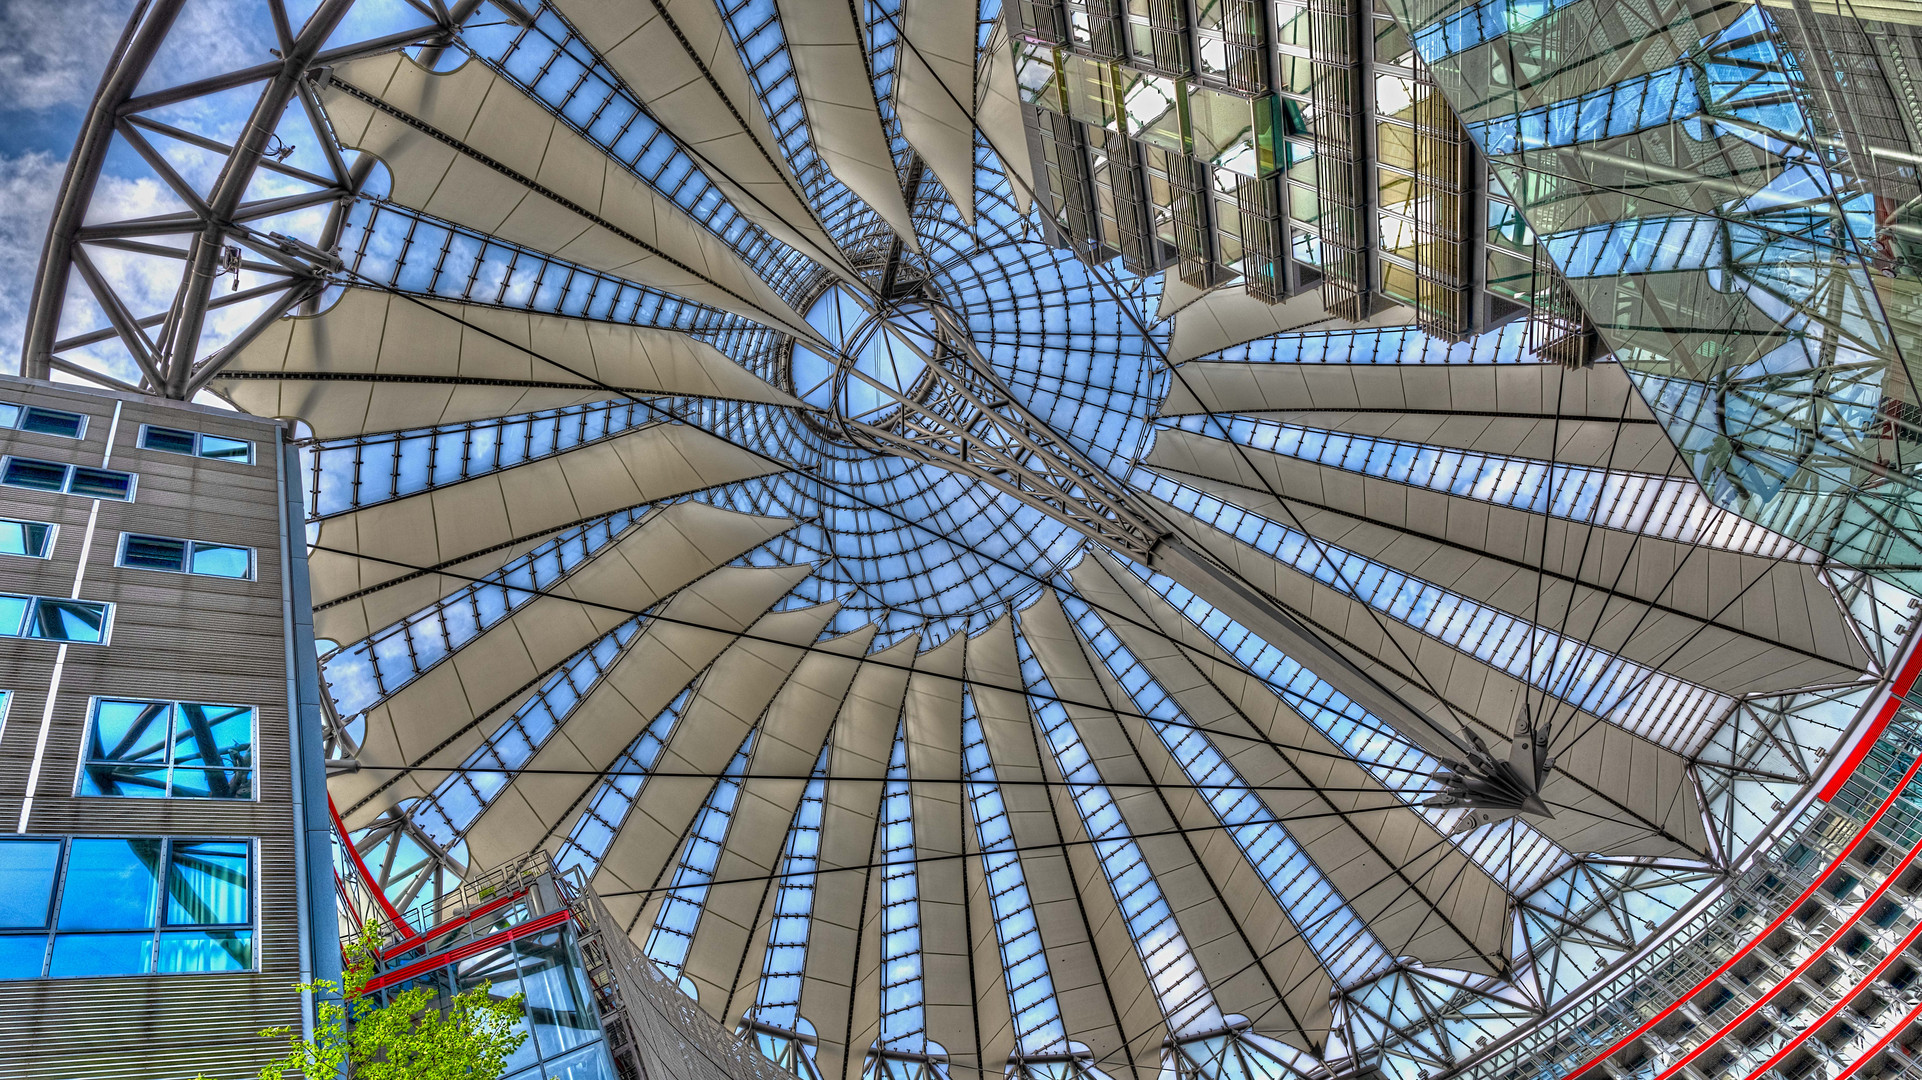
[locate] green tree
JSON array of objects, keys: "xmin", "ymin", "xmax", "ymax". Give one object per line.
[{"xmin": 222, "ymin": 919, "xmax": 532, "ymax": 1080}]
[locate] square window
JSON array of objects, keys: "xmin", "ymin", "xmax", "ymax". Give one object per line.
[
  {"xmin": 165, "ymin": 841, "xmax": 250, "ymax": 927},
  {"xmin": 81, "ymin": 699, "xmax": 254, "ymax": 800},
  {"xmin": 121, "ymin": 535, "xmax": 188, "ymax": 572},
  {"xmin": 139, "ymin": 426, "xmax": 196, "ymax": 455},
  {"xmin": 19, "ymin": 408, "xmax": 85, "ymax": 438},
  {"xmin": 2, "ymin": 458, "xmax": 68, "ymax": 491},
  {"xmin": 0, "ymin": 404, "xmax": 18, "ymax": 427},
  {"xmin": 0, "ymin": 519, "xmax": 54, "ymax": 558},
  {"xmin": 69, "ymin": 466, "xmax": 133, "ymax": 500},
  {"xmin": 58, "ymin": 839, "xmax": 160, "ymax": 931}
]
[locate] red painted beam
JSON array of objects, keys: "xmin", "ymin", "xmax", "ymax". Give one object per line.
[
  {"xmin": 380, "ymin": 888, "xmax": 530, "ymax": 960},
  {"xmin": 360, "ymin": 908, "xmax": 573, "ymax": 996},
  {"xmin": 328, "ymin": 792, "xmax": 413, "ymax": 936},
  {"xmin": 1821, "ymin": 640, "xmax": 1922, "ymax": 802},
  {"xmin": 1569, "ymin": 748, "xmax": 1922, "ymax": 1078}
]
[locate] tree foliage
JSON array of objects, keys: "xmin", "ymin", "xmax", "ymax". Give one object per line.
[{"xmin": 226, "ymin": 919, "xmax": 532, "ymax": 1080}]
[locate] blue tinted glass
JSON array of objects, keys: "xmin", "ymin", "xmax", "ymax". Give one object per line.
[
  {"xmin": 197, "ymin": 435, "xmax": 251, "ymax": 462},
  {"xmin": 0, "ymin": 595, "xmax": 28, "ymax": 636},
  {"xmin": 516, "ymin": 930, "xmax": 597, "ymax": 1056},
  {"xmin": 68, "ymin": 467, "xmax": 132, "ymax": 500},
  {"xmin": 121, "ymin": 535, "xmax": 187, "ymax": 571},
  {"xmin": 89, "ymin": 700, "xmax": 171, "ymax": 764},
  {"xmin": 48, "ymin": 933, "xmax": 150, "ymax": 977},
  {"xmin": 20, "ymin": 408, "xmax": 84, "ymax": 438},
  {"xmin": 0, "ymin": 934, "xmax": 46, "ymax": 979},
  {"xmin": 172, "ymin": 704, "xmax": 253, "ymax": 767},
  {"xmin": 29, "ymin": 599, "xmax": 109, "ymax": 643},
  {"xmin": 77, "ymin": 765, "xmax": 171, "ymax": 799},
  {"xmin": 168, "ymin": 769, "xmax": 252, "ymax": 800},
  {"xmin": 188, "ymin": 543, "xmax": 251, "ymax": 579},
  {"xmin": 0, "ymin": 404, "xmax": 18, "ymax": 426},
  {"xmin": 140, "ymin": 426, "xmax": 197, "ymax": 454},
  {"xmin": 165, "ymin": 841, "xmax": 249, "ymax": 926},
  {"xmin": 542, "ymin": 1041, "xmax": 620, "ymax": 1080},
  {"xmin": 156, "ymin": 930, "xmax": 252, "ymax": 973},
  {"xmin": 0, "ymin": 840, "xmax": 61, "ymax": 929},
  {"xmin": 58, "ymin": 839, "xmax": 160, "ymax": 930},
  {"xmin": 2, "ymin": 459, "xmax": 67, "ymax": 491},
  {"xmin": 0, "ymin": 519, "xmax": 52, "ymax": 557}
]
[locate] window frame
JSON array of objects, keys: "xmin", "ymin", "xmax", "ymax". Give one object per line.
[
  {"xmin": 0, "ymin": 402, "xmax": 88, "ymax": 440},
  {"xmin": 136, "ymin": 424, "xmax": 255, "ymax": 465},
  {"xmin": 115, "ymin": 532, "xmax": 257, "ymax": 581},
  {"xmin": 0, "ymin": 835, "xmax": 257, "ymax": 980},
  {"xmin": 0, "ymin": 456, "xmax": 137, "ymax": 502},
  {"xmin": 75, "ymin": 696, "xmax": 258, "ymax": 802},
  {"xmin": 0, "ymin": 594, "xmax": 115, "ymax": 645},
  {"xmin": 0, "ymin": 518, "xmax": 57, "ymax": 560}
]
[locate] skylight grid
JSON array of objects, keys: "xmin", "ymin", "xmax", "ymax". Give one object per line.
[
  {"xmin": 863, "ymin": 0, "xmax": 913, "ymax": 163},
  {"xmin": 1060, "ymin": 595, "xmax": 1395, "ymax": 987},
  {"xmin": 556, "ymin": 681, "xmax": 697, "ymax": 876},
  {"xmin": 646, "ymin": 730, "xmax": 758, "ymax": 980},
  {"xmin": 408, "ymin": 618, "xmax": 646, "ymax": 851},
  {"xmin": 307, "ymin": 404, "xmax": 657, "ymax": 517},
  {"xmin": 1195, "ymin": 321, "xmax": 1528, "ymax": 366},
  {"xmin": 321, "ymin": 507, "xmax": 650, "ymax": 716},
  {"xmin": 1170, "ymin": 414, "xmax": 1804, "ymax": 558},
  {"xmin": 1112, "ymin": 561, "xmax": 1574, "ymax": 896},
  {"xmin": 458, "ymin": 3, "xmax": 820, "ymax": 302},
  {"xmin": 339, "ymin": 201, "xmax": 741, "ymax": 333},
  {"xmin": 878, "ymin": 722, "xmax": 929, "ymax": 1051},
  {"xmin": 1014, "ymin": 623, "xmax": 1223, "ymax": 1037},
  {"xmin": 961, "ymin": 692, "xmax": 1071, "ymax": 1056},
  {"xmin": 1136, "ymin": 470, "xmax": 1736, "ymax": 754},
  {"xmin": 752, "ymin": 748, "xmax": 830, "ymax": 1033},
  {"xmin": 714, "ymin": 0, "xmax": 883, "ymax": 247}
]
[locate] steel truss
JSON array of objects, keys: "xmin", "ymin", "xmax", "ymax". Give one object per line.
[{"xmin": 17, "ymin": 0, "xmax": 464, "ymax": 398}]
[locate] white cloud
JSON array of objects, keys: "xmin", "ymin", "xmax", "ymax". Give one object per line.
[
  {"xmin": 0, "ymin": 151, "xmax": 67, "ymax": 361},
  {"xmin": 0, "ymin": 0, "xmax": 139, "ymax": 111}
]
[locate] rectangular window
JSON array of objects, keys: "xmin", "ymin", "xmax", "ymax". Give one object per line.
[
  {"xmin": 138, "ymin": 424, "xmax": 253, "ymax": 464},
  {"xmin": 0, "ymin": 519, "xmax": 55, "ymax": 558},
  {"xmin": 117, "ymin": 534, "xmax": 255, "ymax": 580},
  {"xmin": 0, "ymin": 457, "xmax": 135, "ymax": 501},
  {"xmin": 79, "ymin": 698, "xmax": 254, "ymax": 800},
  {"xmin": 0, "ymin": 837, "xmax": 253, "ymax": 979},
  {"xmin": 0, "ymin": 403, "xmax": 87, "ymax": 439},
  {"xmin": 0, "ymin": 595, "xmax": 113, "ymax": 644}
]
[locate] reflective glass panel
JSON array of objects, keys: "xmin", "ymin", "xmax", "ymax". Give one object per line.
[
  {"xmin": 30, "ymin": 599, "xmax": 109, "ymax": 643},
  {"xmin": 188, "ymin": 543, "xmax": 252, "ymax": 579},
  {"xmin": 0, "ymin": 519, "xmax": 53, "ymax": 557},
  {"xmin": 0, "ymin": 935, "xmax": 46, "ymax": 979},
  {"xmin": 19, "ymin": 408, "xmax": 84, "ymax": 438},
  {"xmin": 48, "ymin": 933, "xmax": 150, "ymax": 977},
  {"xmin": 0, "ymin": 839, "xmax": 61, "ymax": 929},
  {"xmin": 139, "ymin": 426, "xmax": 197, "ymax": 455},
  {"xmin": 157, "ymin": 930, "xmax": 252, "ymax": 973},
  {"xmin": 57, "ymin": 838, "xmax": 160, "ymax": 931},
  {"xmin": 88, "ymin": 700, "xmax": 171, "ymax": 765},
  {"xmin": 517, "ymin": 930, "xmax": 597, "ymax": 1057},
  {"xmin": 172, "ymin": 704, "xmax": 253, "ymax": 767},
  {"xmin": 164, "ymin": 841, "xmax": 249, "ymax": 926},
  {"xmin": 198, "ymin": 435, "xmax": 251, "ymax": 462},
  {"xmin": 121, "ymin": 535, "xmax": 188, "ymax": 572},
  {"xmin": 2, "ymin": 459, "xmax": 67, "ymax": 491},
  {"xmin": 0, "ymin": 595, "xmax": 27, "ymax": 636},
  {"xmin": 68, "ymin": 466, "xmax": 132, "ymax": 500}
]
